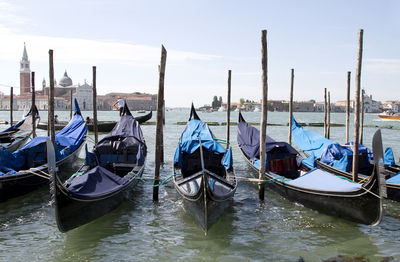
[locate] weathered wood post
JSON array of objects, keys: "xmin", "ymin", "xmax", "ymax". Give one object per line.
[
  {"xmin": 346, "ymin": 71, "xmax": 351, "ymax": 143},
  {"xmin": 324, "ymin": 88, "xmax": 327, "ymax": 137},
  {"xmin": 352, "ymin": 29, "xmax": 364, "ymax": 182},
  {"xmin": 49, "ymin": 49, "xmax": 55, "ymax": 145},
  {"xmin": 70, "ymin": 89, "xmax": 73, "ymax": 120},
  {"xmin": 153, "ymin": 45, "xmax": 167, "ymax": 201},
  {"xmin": 226, "ymin": 70, "xmax": 232, "ymax": 149},
  {"xmin": 259, "ymin": 29, "xmax": 268, "ymax": 201},
  {"xmin": 92, "ymin": 66, "xmax": 98, "ymax": 144},
  {"xmin": 9, "ymin": 87, "xmax": 13, "ymax": 126},
  {"xmin": 360, "ymin": 89, "xmax": 365, "ymax": 145},
  {"xmin": 31, "ymin": 72, "xmax": 36, "ymax": 138},
  {"xmin": 288, "ymin": 68, "xmax": 294, "ymax": 144},
  {"xmin": 327, "ymin": 91, "xmax": 331, "ymax": 139}
]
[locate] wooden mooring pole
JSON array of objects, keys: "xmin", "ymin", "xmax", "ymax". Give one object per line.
[
  {"xmin": 259, "ymin": 29, "xmax": 268, "ymax": 201},
  {"xmin": 31, "ymin": 72, "xmax": 36, "ymax": 138},
  {"xmin": 346, "ymin": 71, "xmax": 351, "ymax": 143},
  {"xmin": 226, "ymin": 70, "xmax": 232, "ymax": 149},
  {"xmin": 70, "ymin": 89, "xmax": 73, "ymax": 120},
  {"xmin": 288, "ymin": 68, "xmax": 294, "ymax": 145},
  {"xmin": 324, "ymin": 88, "xmax": 327, "ymax": 138},
  {"xmin": 327, "ymin": 91, "xmax": 331, "ymax": 139},
  {"xmin": 153, "ymin": 45, "xmax": 167, "ymax": 202},
  {"xmin": 49, "ymin": 49, "xmax": 55, "ymax": 145},
  {"xmin": 352, "ymin": 29, "xmax": 364, "ymax": 182},
  {"xmin": 92, "ymin": 66, "xmax": 98, "ymax": 144},
  {"xmin": 10, "ymin": 87, "xmax": 13, "ymax": 126},
  {"xmin": 360, "ymin": 89, "xmax": 365, "ymax": 145}
]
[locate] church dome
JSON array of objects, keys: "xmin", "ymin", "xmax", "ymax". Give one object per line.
[{"xmin": 59, "ymin": 71, "xmax": 73, "ymax": 87}]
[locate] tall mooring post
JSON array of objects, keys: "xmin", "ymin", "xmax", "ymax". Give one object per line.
[
  {"xmin": 324, "ymin": 88, "xmax": 327, "ymax": 138},
  {"xmin": 153, "ymin": 45, "xmax": 167, "ymax": 201},
  {"xmin": 9, "ymin": 87, "xmax": 13, "ymax": 126},
  {"xmin": 226, "ymin": 70, "xmax": 232, "ymax": 149},
  {"xmin": 70, "ymin": 89, "xmax": 73, "ymax": 120},
  {"xmin": 259, "ymin": 30, "xmax": 268, "ymax": 201},
  {"xmin": 92, "ymin": 66, "xmax": 98, "ymax": 144},
  {"xmin": 49, "ymin": 49, "xmax": 55, "ymax": 145},
  {"xmin": 352, "ymin": 29, "xmax": 364, "ymax": 182},
  {"xmin": 31, "ymin": 72, "xmax": 36, "ymax": 138},
  {"xmin": 288, "ymin": 68, "xmax": 294, "ymax": 145}
]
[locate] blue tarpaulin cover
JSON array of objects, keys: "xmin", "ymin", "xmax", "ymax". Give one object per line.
[
  {"xmin": 287, "ymin": 168, "xmax": 362, "ymax": 191},
  {"xmin": 0, "ymin": 99, "xmax": 86, "ymax": 176},
  {"xmin": 237, "ymin": 115, "xmax": 301, "ymax": 169},
  {"xmin": 291, "ymin": 116, "xmax": 334, "ymax": 161},
  {"xmin": 384, "ymin": 147, "xmax": 395, "ymax": 166},
  {"xmin": 67, "ymin": 166, "xmax": 128, "ymax": 197},
  {"xmin": 174, "ymin": 119, "xmax": 232, "ymax": 170},
  {"xmin": 387, "ymin": 172, "xmax": 400, "ymax": 184}
]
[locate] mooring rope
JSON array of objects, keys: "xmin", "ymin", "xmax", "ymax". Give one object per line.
[{"xmin": 134, "ymin": 173, "xmax": 182, "ymax": 187}]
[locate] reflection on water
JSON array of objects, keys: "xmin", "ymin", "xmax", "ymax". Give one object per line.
[{"xmin": 0, "ymin": 110, "xmax": 399, "ymax": 261}]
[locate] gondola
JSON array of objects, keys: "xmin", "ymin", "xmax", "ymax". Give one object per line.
[
  {"xmin": 291, "ymin": 115, "xmax": 400, "ymax": 202},
  {"xmin": 0, "ymin": 99, "xmax": 87, "ymax": 202},
  {"xmin": 237, "ymin": 112, "xmax": 384, "ymax": 225},
  {"xmin": 0, "ymin": 105, "xmax": 39, "ymax": 152},
  {"xmin": 51, "ymin": 104, "xmax": 147, "ymax": 232},
  {"xmin": 37, "ymin": 111, "xmax": 153, "ymax": 132},
  {"xmin": 173, "ymin": 104, "xmax": 237, "ymax": 233}
]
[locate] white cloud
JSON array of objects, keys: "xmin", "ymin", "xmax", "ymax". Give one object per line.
[
  {"xmin": 0, "ymin": 25, "xmax": 220, "ymax": 66},
  {"xmin": 365, "ymin": 58, "xmax": 400, "ymax": 74}
]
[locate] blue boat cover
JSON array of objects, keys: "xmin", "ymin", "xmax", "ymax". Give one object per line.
[
  {"xmin": 287, "ymin": 168, "xmax": 362, "ymax": 191},
  {"xmin": 383, "ymin": 147, "xmax": 395, "ymax": 166},
  {"xmin": 67, "ymin": 166, "xmax": 128, "ymax": 198},
  {"xmin": 291, "ymin": 116, "xmax": 334, "ymax": 160},
  {"xmin": 0, "ymin": 99, "xmax": 86, "ymax": 176},
  {"xmin": 387, "ymin": 172, "xmax": 400, "ymax": 184},
  {"xmin": 174, "ymin": 119, "xmax": 232, "ymax": 170},
  {"xmin": 237, "ymin": 116, "xmax": 301, "ymax": 166}
]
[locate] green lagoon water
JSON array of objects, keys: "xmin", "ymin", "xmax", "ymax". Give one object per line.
[{"xmin": 0, "ymin": 109, "xmax": 399, "ymax": 262}]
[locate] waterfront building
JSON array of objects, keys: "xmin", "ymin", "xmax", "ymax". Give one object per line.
[{"xmin": 20, "ymin": 43, "xmax": 31, "ymax": 95}]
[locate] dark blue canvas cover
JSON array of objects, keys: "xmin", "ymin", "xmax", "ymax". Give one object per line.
[
  {"xmin": 0, "ymin": 99, "xmax": 86, "ymax": 176},
  {"xmin": 237, "ymin": 117, "xmax": 300, "ymax": 161},
  {"xmin": 67, "ymin": 166, "xmax": 128, "ymax": 198},
  {"xmin": 174, "ymin": 119, "xmax": 232, "ymax": 170}
]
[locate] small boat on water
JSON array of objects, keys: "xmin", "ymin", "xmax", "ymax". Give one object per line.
[
  {"xmin": 237, "ymin": 112, "xmax": 384, "ymax": 225},
  {"xmin": 37, "ymin": 111, "xmax": 152, "ymax": 132},
  {"xmin": 0, "ymin": 99, "xmax": 87, "ymax": 202},
  {"xmin": 378, "ymin": 112, "xmax": 400, "ymax": 120},
  {"xmin": 291, "ymin": 115, "xmax": 400, "ymax": 202},
  {"xmin": 0, "ymin": 105, "xmax": 39, "ymax": 152},
  {"xmin": 51, "ymin": 104, "xmax": 147, "ymax": 232},
  {"xmin": 173, "ymin": 104, "xmax": 237, "ymax": 233}
]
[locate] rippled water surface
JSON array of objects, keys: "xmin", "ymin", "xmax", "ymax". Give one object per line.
[{"xmin": 0, "ymin": 110, "xmax": 399, "ymax": 261}]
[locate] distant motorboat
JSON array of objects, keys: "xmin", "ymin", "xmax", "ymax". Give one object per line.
[
  {"xmin": 378, "ymin": 111, "xmax": 400, "ymax": 120},
  {"xmin": 137, "ymin": 110, "xmax": 146, "ymax": 114},
  {"xmin": 253, "ymin": 107, "xmax": 260, "ymax": 112},
  {"xmin": 218, "ymin": 106, "xmax": 226, "ymax": 112}
]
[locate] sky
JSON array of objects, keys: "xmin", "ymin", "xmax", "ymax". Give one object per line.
[{"xmin": 0, "ymin": 0, "xmax": 399, "ymax": 107}]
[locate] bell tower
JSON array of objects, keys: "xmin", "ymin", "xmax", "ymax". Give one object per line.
[{"xmin": 20, "ymin": 43, "xmax": 31, "ymax": 95}]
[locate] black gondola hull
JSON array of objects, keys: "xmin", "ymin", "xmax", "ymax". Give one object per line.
[
  {"xmin": 0, "ymin": 139, "xmax": 85, "ymax": 202},
  {"xmin": 242, "ymin": 149, "xmax": 382, "ymax": 225},
  {"xmin": 54, "ymin": 168, "xmax": 143, "ymax": 232}
]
